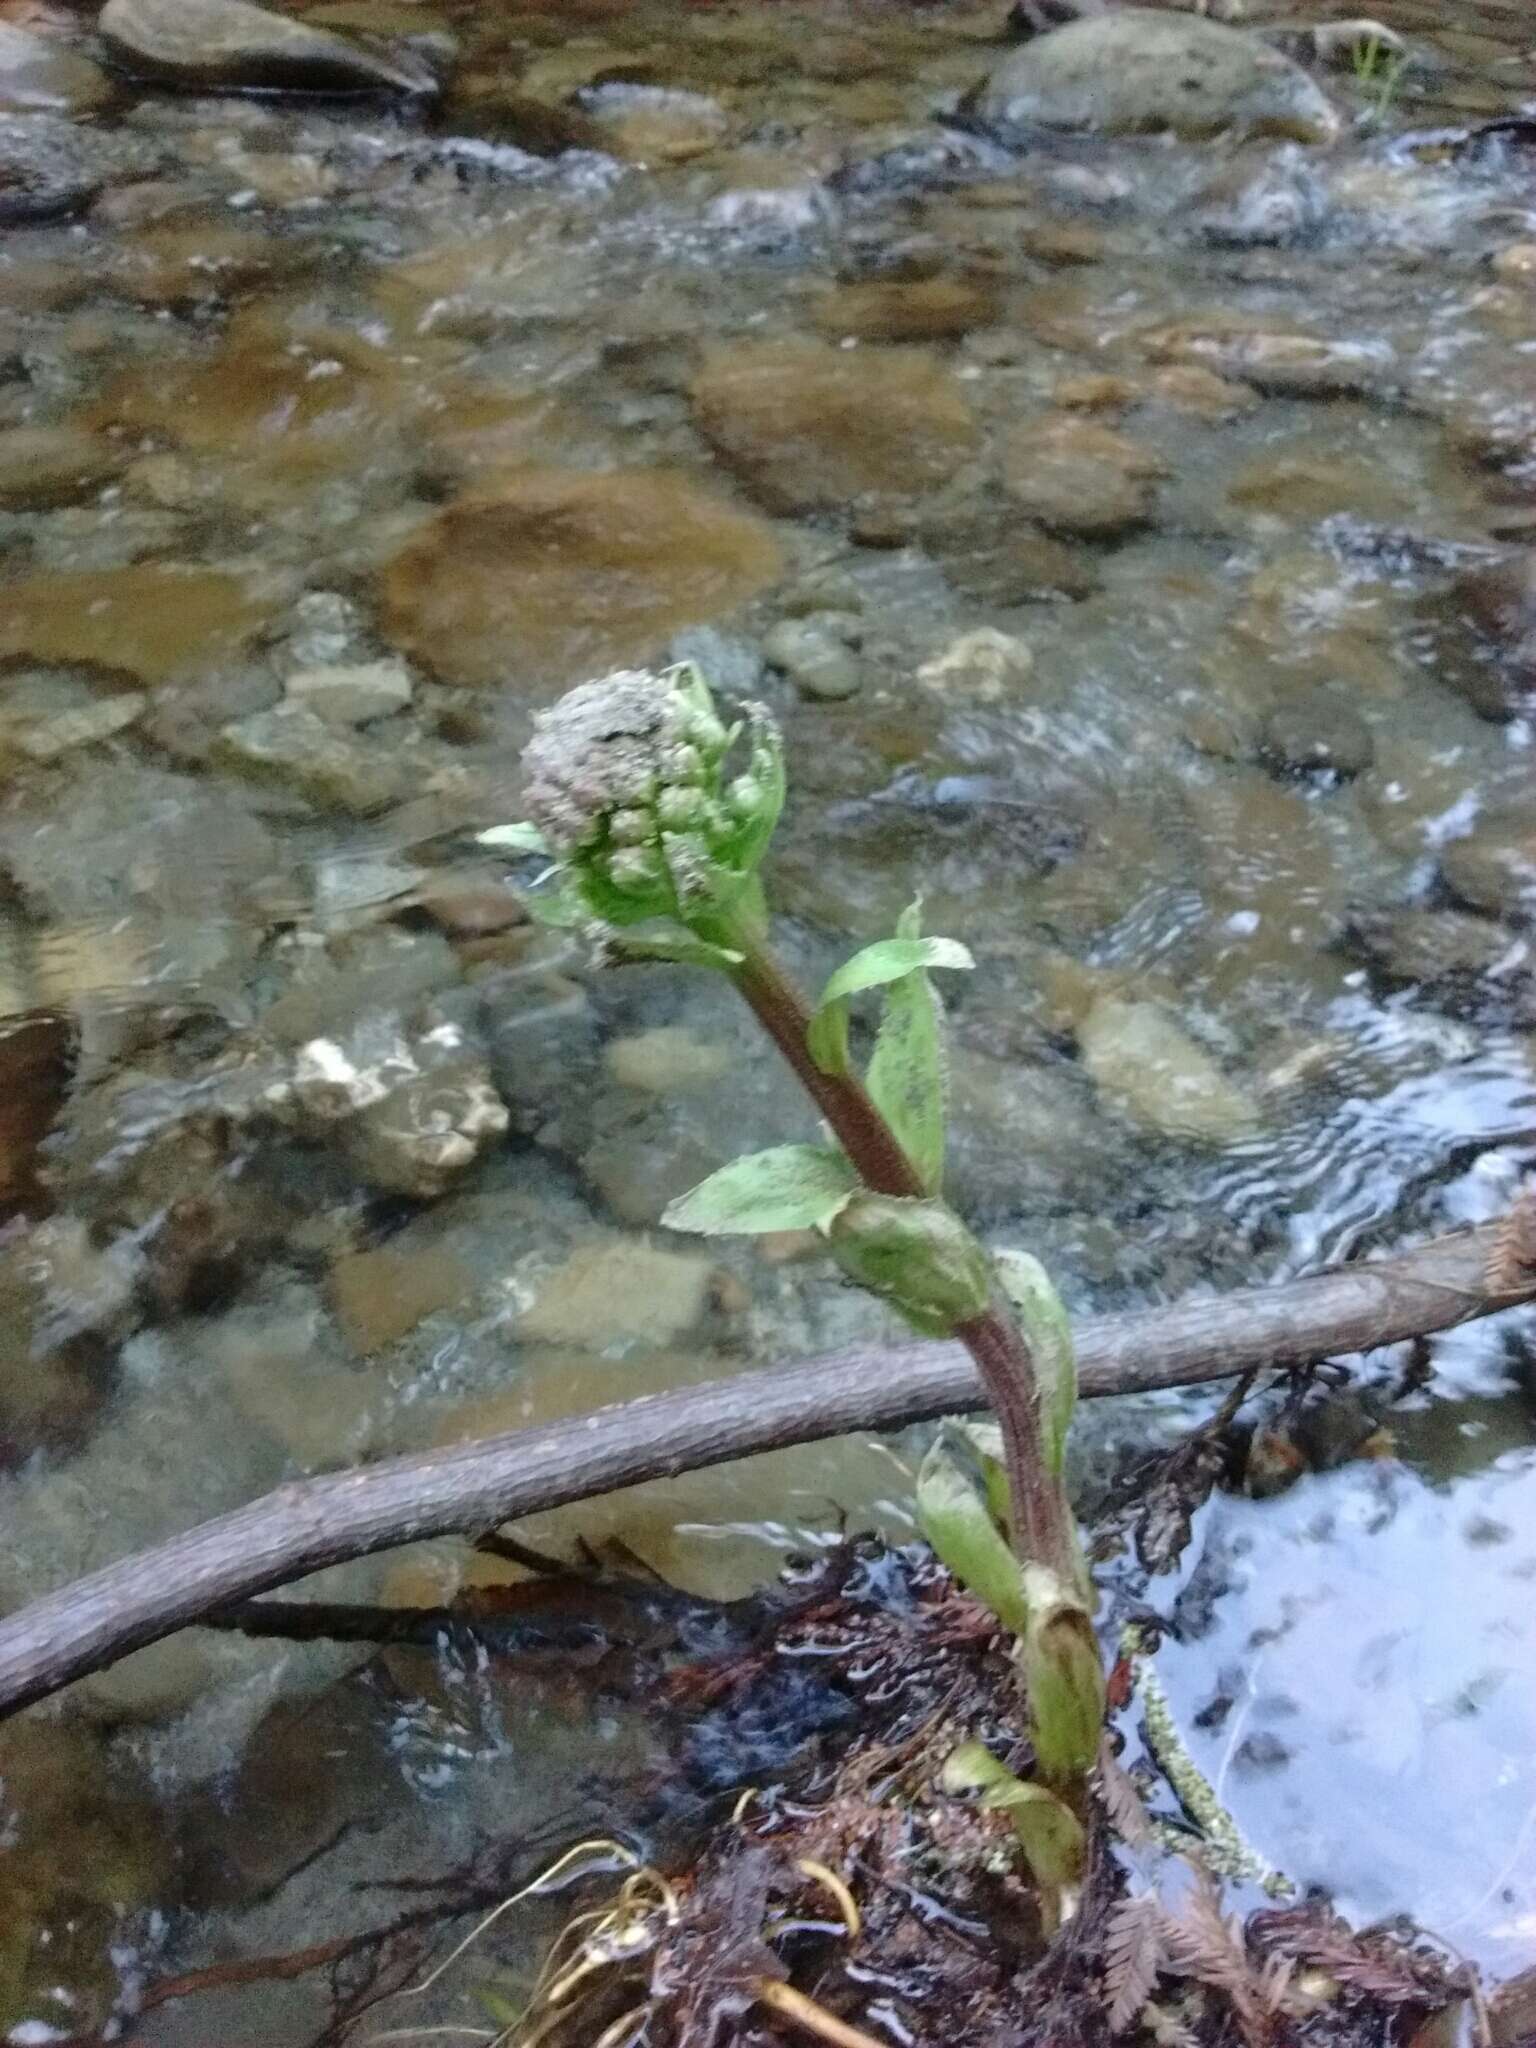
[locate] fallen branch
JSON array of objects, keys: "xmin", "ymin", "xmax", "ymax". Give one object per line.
[{"xmin": 0, "ymin": 1217, "xmax": 1530, "ymax": 1720}]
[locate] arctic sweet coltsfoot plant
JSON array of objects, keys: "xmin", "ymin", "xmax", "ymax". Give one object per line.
[{"xmin": 482, "ymin": 663, "xmax": 1105, "ymax": 1841}]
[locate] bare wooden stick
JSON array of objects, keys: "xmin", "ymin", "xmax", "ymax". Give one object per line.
[{"xmin": 0, "ymin": 1218, "xmax": 1528, "ymax": 1720}]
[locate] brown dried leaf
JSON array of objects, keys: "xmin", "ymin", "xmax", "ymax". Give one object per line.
[
  {"xmin": 1105, "ymin": 1894, "xmax": 1166, "ymax": 2034},
  {"xmin": 1486, "ymin": 1191, "xmax": 1536, "ymax": 1297}
]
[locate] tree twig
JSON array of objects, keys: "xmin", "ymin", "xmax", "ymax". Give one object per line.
[{"xmin": 0, "ymin": 1217, "xmax": 1527, "ymax": 1722}]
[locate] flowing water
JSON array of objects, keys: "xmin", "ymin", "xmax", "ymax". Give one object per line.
[{"xmin": 0, "ymin": 0, "xmax": 1534, "ymax": 2036}]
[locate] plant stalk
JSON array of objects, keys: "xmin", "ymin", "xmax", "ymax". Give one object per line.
[{"xmin": 719, "ymin": 917, "xmax": 1080, "ymax": 1587}]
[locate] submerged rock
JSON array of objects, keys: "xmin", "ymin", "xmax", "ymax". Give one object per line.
[
  {"xmin": 763, "ymin": 615, "xmax": 863, "ymax": 701},
  {"xmin": 380, "ymin": 469, "xmax": 783, "ymax": 692},
  {"xmin": 811, "ymin": 277, "xmax": 998, "ymax": 344},
  {"xmin": 98, "ymin": 0, "xmax": 437, "ymax": 96},
  {"xmin": 0, "ymin": 423, "xmax": 125, "ymax": 511},
  {"xmin": 1139, "ymin": 318, "xmax": 1392, "ymax": 398},
  {"xmin": 917, "ymin": 627, "xmax": 1034, "ymax": 702},
  {"xmin": 0, "ymin": 1216, "xmax": 142, "ymax": 1468},
  {"xmin": 1440, "ymin": 808, "xmax": 1536, "ymax": 925},
  {"xmin": 973, "ymin": 10, "xmax": 1340, "ymax": 144},
  {"xmin": 691, "ymin": 339, "xmax": 979, "ymax": 516},
  {"xmin": 275, "ymin": 1011, "xmax": 509, "ymax": 1198},
  {"xmin": 1258, "ymin": 694, "xmax": 1374, "ymax": 778},
  {"xmin": 0, "ymin": 22, "xmax": 109, "ymax": 114},
  {"xmin": 516, "ymin": 1237, "xmax": 716, "ymax": 1351},
  {"xmin": 0, "ymin": 1718, "xmax": 171, "ymax": 2039},
  {"xmin": 1077, "ymin": 993, "xmax": 1261, "ymax": 1146},
  {"xmin": 216, "ymin": 704, "xmax": 407, "ymax": 817},
  {"xmin": 283, "ymin": 659, "xmax": 413, "ymax": 727},
  {"xmin": 1002, "ymin": 412, "xmax": 1165, "ymax": 540},
  {"xmin": 0, "ymin": 563, "xmax": 278, "ymax": 685}
]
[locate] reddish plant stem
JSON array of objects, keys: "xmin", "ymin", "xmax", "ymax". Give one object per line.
[{"xmin": 727, "ymin": 936, "xmax": 1078, "ymax": 1585}]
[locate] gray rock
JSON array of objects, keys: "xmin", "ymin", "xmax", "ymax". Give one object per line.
[
  {"xmin": 763, "ymin": 616, "xmax": 863, "ymax": 702},
  {"xmin": 0, "ymin": 110, "xmax": 103, "ymax": 221},
  {"xmin": 216, "ymin": 703, "xmax": 405, "ymax": 816},
  {"xmin": 98, "ymin": 0, "xmax": 438, "ymax": 96},
  {"xmin": 0, "ymin": 22, "xmax": 110, "ymax": 114},
  {"xmin": 974, "ymin": 9, "xmax": 1341, "ymax": 144},
  {"xmin": 284, "ymin": 659, "xmax": 413, "ymax": 726},
  {"xmin": 13, "ymin": 692, "xmax": 145, "ymax": 762}
]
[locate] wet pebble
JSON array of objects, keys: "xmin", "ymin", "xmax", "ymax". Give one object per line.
[
  {"xmin": 916, "ymin": 626, "xmax": 1034, "ymax": 702},
  {"xmin": 516, "ymin": 1237, "xmax": 717, "ymax": 1350}
]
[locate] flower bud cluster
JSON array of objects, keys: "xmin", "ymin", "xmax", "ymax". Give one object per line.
[{"xmin": 520, "ymin": 665, "xmax": 783, "ymax": 929}]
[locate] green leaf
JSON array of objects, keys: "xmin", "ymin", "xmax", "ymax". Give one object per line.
[
  {"xmin": 940, "ymin": 1739, "xmax": 1086, "ymax": 1905},
  {"xmin": 915, "ymin": 1431, "xmax": 1029, "ymax": 1635},
  {"xmin": 662, "ymin": 1144, "xmax": 858, "ymax": 1237},
  {"xmin": 955, "ymin": 1419, "xmax": 1012, "ymax": 1530},
  {"xmin": 807, "ymin": 927, "xmax": 972, "ymax": 1080},
  {"xmin": 477, "ymin": 821, "xmax": 551, "ymax": 855},
  {"xmin": 523, "ymin": 884, "xmax": 587, "ymax": 931},
  {"xmin": 1020, "ymin": 1564, "xmax": 1105, "ymax": 1791},
  {"xmin": 865, "ymin": 905, "xmax": 969, "ymax": 1193},
  {"xmin": 995, "ymin": 1250, "xmax": 1077, "ymax": 1479},
  {"xmin": 604, "ymin": 928, "xmax": 744, "ymax": 971}
]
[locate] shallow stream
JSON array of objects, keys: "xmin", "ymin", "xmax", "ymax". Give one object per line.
[{"xmin": 0, "ymin": 0, "xmax": 1534, "ymax": 2036}]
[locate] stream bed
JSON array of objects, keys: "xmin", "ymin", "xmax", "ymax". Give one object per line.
[{"xmin": 0, "ymin": 0, "xmax": 1534, "ymax": 2036}]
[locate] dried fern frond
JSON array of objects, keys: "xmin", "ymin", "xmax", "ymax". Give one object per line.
[
  {"xmin": 1105, "ymin": 1894, "xmax": 1167, "ymax": 2034},
  {"xmin": 1096, "ymin": 1739, "xmax": 1157, "ymax": 1852}
]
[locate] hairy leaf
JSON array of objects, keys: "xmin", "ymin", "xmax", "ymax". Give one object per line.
[
  {"xmin": 916, "ymin": 1433, "xmax": 1029, "ymax": 1635},
  {"xmin": 808, "ymin": 921, "xmax": 972, "ymax": 1084},
  {"xmin": 662, "ymin": 1145, "xmax": 857, "ymax": 1236},
  {"xmin": 865, "ymin": 904, "xmax": 970, "ymax": 1192}
]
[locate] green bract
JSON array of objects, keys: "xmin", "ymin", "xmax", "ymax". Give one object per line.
[{"xmin": 481, "ymin": 664, "xmax": 784, "ymax": 934}]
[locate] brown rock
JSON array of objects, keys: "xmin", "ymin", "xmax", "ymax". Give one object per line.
[
  {"xmin": 691, "ymin": 338, "xmax": 979, "ymax": 515},
  {"xmin": 0, "ymin": 1718, "xmax": 171, "ymax": 2038},
  {"xmin": 1139, "ymin": 317, "xmax": 1392, "ymax": 397},
  {"xmin": 88, "ymin": 306, "xmax": 426, "ymax": 494},
  {"xmin": 1440, "ymin": 808, "xmax": 1536, "ymax": 924},
  {"xmin": 925, "ymin": 499, "xmax": 1100, "ymax": 603},
  {"xmin": 0, "ymin": 1010, "xmax": 70, "ymax": 1223},
  {"xmin": 0, "ymin": 563, "xmax": 276, "ymax": 684},
  {"xmin": 380, "ymin": 468, "xmax": 783, "ymax": 691},
  {"xmin": 1001, "ymin": 411, "xmax": 1165, "ymax": 538},
  {"xmin": 516, "ymin": 1237, "xmax": 715, "ymax": 1350},
  {"xmin": 329, "ymin": 1242, "xmax": 474, "ymax": 1354},
  {"xmin": 811, "ymin": 277, "xmax": 999, "ymax": 344},
  {"xmin": 0, "ymin": 424, "xmax": 124, "ymax": 510}
]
